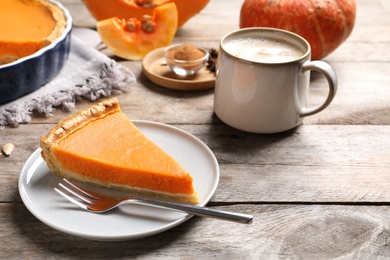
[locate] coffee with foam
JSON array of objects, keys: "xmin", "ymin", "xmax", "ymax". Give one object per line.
[
  {"xmin": 223, "ymin": 37, "xmax": 305, "ymax": 63},
  {"xmin": 214, "ymin": 28, "xmax": 337, "ymax": 133}
]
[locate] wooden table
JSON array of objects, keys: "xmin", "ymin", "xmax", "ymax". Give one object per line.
[{"xmin": 1, "ymin": 0, "xmax": 390, "ymax": 258}]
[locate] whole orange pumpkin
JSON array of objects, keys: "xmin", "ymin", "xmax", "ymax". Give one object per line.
[{"xmin": 239, "ymin": 0, "xmax": 356, "ymax": 60}]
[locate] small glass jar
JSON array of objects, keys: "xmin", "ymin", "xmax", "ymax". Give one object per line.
[{"xmin": 164, "ymin": 44, "xmax": 209, "ymax": 76}]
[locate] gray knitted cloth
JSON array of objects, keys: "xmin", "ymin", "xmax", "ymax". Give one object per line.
[{"xmin": 0, "ymin": 35, "xmax": 136, "ymax": 128}]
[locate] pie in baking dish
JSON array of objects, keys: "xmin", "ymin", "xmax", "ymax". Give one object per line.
[{"xmin": 0, "ymin": 0, "xmax": 67, "ymax": 65}]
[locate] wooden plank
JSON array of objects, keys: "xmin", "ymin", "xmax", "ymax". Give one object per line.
[
  {"xmin": 23, "ymin": 58, "xmax": 390, "ymax": 126},
  {"xmin": 2, "ymin": 124, "xmax": 390, "ymax": 203},
  {"xmin": 2, "ymin": 203, "xmax": 390, "ymax": 259},
  {"xmin": 215, "ymin": 164, "xmax": 390, "ymax": 203},
  {"xmin": 59, "ymin": 0, "xmax": 96, "ymax": 28}
]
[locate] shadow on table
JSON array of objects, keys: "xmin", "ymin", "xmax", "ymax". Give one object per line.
[
  {"xmin": 11, "ymin": 188, "xmax": 203, "ymax": 258},
  {"xmin": 206, "ymin": 114, "xmax": 299, "ymax": 164}
]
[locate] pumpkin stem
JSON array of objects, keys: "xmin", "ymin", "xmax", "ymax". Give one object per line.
[{"xmin": 141, "ymin": 15, "xmax": 155, "ymax": 32}]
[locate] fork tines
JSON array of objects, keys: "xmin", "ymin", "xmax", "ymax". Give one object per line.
[{"xmin": 55, "ymin": 178, "xmax": 97, "ymax": 210}]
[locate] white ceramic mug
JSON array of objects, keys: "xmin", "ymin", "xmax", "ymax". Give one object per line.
[{"xmin": 214, "ymin": 28, "xmax": 338, "ymax": 133}]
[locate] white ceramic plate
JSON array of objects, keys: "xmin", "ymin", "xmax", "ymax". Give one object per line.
[{"xmin": 18, "ymin": 120, "xmax": 220, "ymax": 241}]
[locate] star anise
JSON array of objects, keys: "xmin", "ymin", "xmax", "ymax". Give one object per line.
[{"xmin": 206, "ymin": 48, "xmax": 218, "ymax": 74}]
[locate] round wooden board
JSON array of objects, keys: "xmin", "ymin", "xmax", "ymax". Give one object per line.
[{"xmin": 142, "ymin": 47, "xmax": 215, "ymax": 91}]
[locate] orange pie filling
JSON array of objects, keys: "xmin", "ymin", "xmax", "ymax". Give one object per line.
[
  {"xmin": 40, "ymin": 98, "xmax": 199, "ymax": 204},
  {"xmin": 0, "ymin": 0, "xmax": 66, "ymax": 65}
]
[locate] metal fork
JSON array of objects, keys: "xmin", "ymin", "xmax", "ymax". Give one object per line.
[{"xmin": 55, "ymin": 178, "xmax": 253, "ymax": 224}]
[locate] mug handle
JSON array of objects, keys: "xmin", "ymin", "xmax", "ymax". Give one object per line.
[{"xmin": 300, "ymin": 61, "xmax": 338, "ymax": 117}]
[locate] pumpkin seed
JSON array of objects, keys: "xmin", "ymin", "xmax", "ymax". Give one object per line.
[{"xmin": 2, "ymin": 143, "xmax": 14, "ymax": 156}]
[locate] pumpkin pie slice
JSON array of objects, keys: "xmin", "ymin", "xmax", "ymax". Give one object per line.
[
  {"xmin": 40, "ymin": 98, "xmax": 199, "ymax": 204},
  {"xmin": 0, "ymin": 0, "xmax": 66, "ymax": 65}
]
